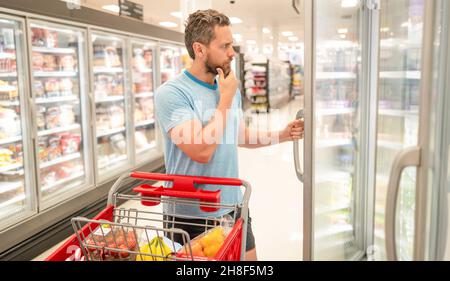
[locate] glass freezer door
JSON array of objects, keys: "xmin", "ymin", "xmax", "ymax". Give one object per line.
[
  {"xmin": 303, "ymin": 0, "xmax": 364, "ymax": 260},
  {"xmin": 374, "ymin": 0, "xmax": 424, "ymax": 261},
  {"xmin": 29, "ymin": 21, "xmax": 92, "ymax": 207},
  {"xmin": 0, "ymin": 16, "xmax": 36, "ymax": 228},
  {"xmin": 159, "ymin": 45, "xmax": 182, "ymax": 85},
  {"xmin": 91, "ymin": 32, "xmax": 130, "ymax": 180},
  {"xmin": 130, "ymin": 40, "xmax": 157, "ymax": 163}
]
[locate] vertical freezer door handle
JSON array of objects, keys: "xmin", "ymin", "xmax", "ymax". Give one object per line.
[
  {"xmin": 293, "ymin": 109, "xmax": 304, "ymax": 182},
  {"xmin": 385, "ymin": 146, "xmax": 421, "ymax": 261}
]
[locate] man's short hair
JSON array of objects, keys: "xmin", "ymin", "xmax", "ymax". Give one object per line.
[{"xmin": 184, "ymin": 9, "xmax": 230, "ymax": 59}]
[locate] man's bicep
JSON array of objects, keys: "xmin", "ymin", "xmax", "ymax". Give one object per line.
[{"xmin": 168, "ymin": 118, "xmax": 203, "ymax": 148}]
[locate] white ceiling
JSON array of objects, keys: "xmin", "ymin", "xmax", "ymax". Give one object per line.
[{"xmin": 74, "ymin": 0, "xmax": 305, "ymax": 48}]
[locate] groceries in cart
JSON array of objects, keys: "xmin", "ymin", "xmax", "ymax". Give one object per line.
[{"xmin": 82, "ymin": 223, "xmax": 140, "ymax": 261}]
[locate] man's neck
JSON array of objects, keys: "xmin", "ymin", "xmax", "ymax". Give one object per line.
[{"xmin": 188, "ymin": 62, "xmax": 216, "ymax": 85}]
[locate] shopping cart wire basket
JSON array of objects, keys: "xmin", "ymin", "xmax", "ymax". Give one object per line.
[{"xmin": 45, "ymin": 172, "xmax": 251, "ymax": 261}]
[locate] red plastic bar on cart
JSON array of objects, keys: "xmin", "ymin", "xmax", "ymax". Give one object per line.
[{"xmin": 130, "ymin": 172, "xmax": 243, "ymax": 212}]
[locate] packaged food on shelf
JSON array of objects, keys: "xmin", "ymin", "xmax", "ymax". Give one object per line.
[
  {"xmin": 41, "ymin": 169, "xmax": 57, "ymax": 187},
  {"xmin": 43, "ymin": 54, "xmax": 57, "ymax": 71},
  {"xmin": 34, "ymin": 80, "xmax": 45, "ymax": 98},
  {"xmin": 60, "ymin": 133, "xmax": 81, "ymax": 155},
  {"xmin": 93, "ymin": 45, "xmax": 122, "ymax": 68},
  {"xmin": 0, "ymin": 80, "xmax": 18, "ymax": 101},
  {"xmin": 32, "ymin": 52, "xmax": 44, "ymax": 71},
  {"xmin": 134, "ymin": 131, "xmax": 149, "ymax": 148},
  {"xmin": 134, "ymin": 104, "xmax": 144, "ymax": 123},
  {"xmin": 96, "ymin": 106, "xmax": 110, "ymax": 132},
  {"xmin": 38, "ymin": 137, "xmax": 49, "ymax": 162},
  {"xmin": 108, "ymin": 105, "xmax": 125, "ymax": 129},
  {"xmin": 45, "ymin": 106, "xmax": 61, "ymax": 129},
  {"xmin": 138, "ymin": 98, "xmax": 154, "ymax": 120},
  {"xmin": 0, "ymin": 182, "xmax": 24, "ymax": 205},
  {"xmin": 44, "ymin": 79, "xmax": 60, "ymax": 97},
  {"xmin": 60, "ymin": 55, "xmax": 76, "ymax": 71},
  {"xmin": 132, "ymin": 49, "xmax": 146, "ymax": 72},
  {"xmin": 59, "ymin": 104, "xmax": 75, "ymax": 127},
  {"xmin": 47, "ymin": 135, "xmax": 62, "ymax": 161},
  {"xmin": 110, "ymin": 133, "xmax": 126, "ymax": 154},
  {"xmin": 0, "ymin": 148, "xmax": 13, "ymax": 167},
  {"xmin": 59, "ymin": 78, "xmax": 74, "ymax": 96},
  {"xmin": 134, "ymin": 75, "xmax": 153, "ymax": 93},
  {"xmin": 0, "ymin": 106, "xmax": 21, "ymax": 138},
  {"xmin": 143, "ymin": 50, "xmax": 153, "ymax": 68},
  {"xmin": 36, "ymin": 106, "xmax": 46, "ymax": 131},
  {"xmin": 31, "ymin": 28, "xmax": 58, "ymax": 48}
]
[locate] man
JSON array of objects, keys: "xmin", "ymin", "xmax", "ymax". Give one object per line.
[{"xmin": 155, "ymin": 9, "xmax": 303, "ymax": 261}]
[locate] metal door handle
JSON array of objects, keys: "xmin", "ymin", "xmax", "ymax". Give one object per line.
[
  {"xmin": 385, "ymin": 146, "xmax": 421, "ymax": 261},
  {"xmin": 293, "ymin": 109, "xmax": 304, "ymax": 182}
]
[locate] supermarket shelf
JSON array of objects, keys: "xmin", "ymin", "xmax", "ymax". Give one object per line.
[
  {"xmin": 41, "ymin": 171, "xmax": 84, "ymax": 193},
  {"xmin": 38, "ymin": 124, "xmax": 81, "ymax": 137},
  {"xmin": 379, "ymin": 109, "xmax": 419, "ymax": 117},
  {"xmin": 95, "ymin": 96, "xmax": 124, "ymax": 103},
  {"xmin": 316, "ymin": 224, "xmax": 353, "ymax": 240},
  {"xmin": 34, "ymin": 71, "xmax": 78, "ymax": 77},
  {"xmin": 316, "ymin": 203, "xmax": 350, "ymax": 215},
  {"xmin": 35, "ymin": 96, "xmax": 78, "ymax": 104},
  {"xmin": 40, "ymin": 152, "xmax": 81, "ymax": 169},
  {"xmin": 93, "ymin": 67, "xmax": 124, "ymax": 74},
  {"xmin": 317, "ymin": 138, "xmax": 352, "ymax": 148},
  {"xmin": 316, "ymin": 171, "xmax": 351, "ymax": 184},
  {"xmin": 99, "ymin": 154, "xmax": 127, "ymax": 170},
  {"xmin": 0, "ymin": 52, "xmax": 15, "ymax": 59},
  {"xmin": 0, "ymin": 162, "xmax": 23, "ymax": 173},
  {"xmin": 0, "ymin": 100, "xmax": 20, "ymax": 107},
  {"xmin": 0, "ymin": 181, "xmax": 23, "ymax": 194},
  {"xmin": 135, "ymin": 119, "xmax": 155, "ymax": 127},
  {"xmin": 0, "ymin": 135, "xmax": 22, "ymax": 146},
  {"xmin": 134, "ymin": 92, "xmax": 154, "ymax": 98},
  {"xmin": 378, "ymin": 140, "xmax": 404, "ymax": 150},
  {"xmin": 0, "ymin": 72, "xmax": 17, "ymax": 78},
  {"xmin": 380, "ymin": 71, "xmax": 420, "ymax": 80},
  {"xmin": 316, "ymin": 72, "xmax": 356, "ymax": 80},
  {"xmin": 317, "ymin": 108, "xmax": 355, "ymax": 116},
  {"xmin": 97, "ymin": 127, "xmax": 126, "ymax": 138},
  {"xmin": 0, "ymin": 193, "xmax": 25, "ymax": 209},
  {"xmin": 136, "ymin": 142, "xmax": 157, "ymax": 154},
  {"xmin": 32, "ymin": 46, "xmax": 75, "ymax": 54}
]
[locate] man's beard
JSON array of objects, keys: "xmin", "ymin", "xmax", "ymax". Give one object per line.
[{"xmin": 205, "ymin": 58, "xmax": 231, "ymax": 77}]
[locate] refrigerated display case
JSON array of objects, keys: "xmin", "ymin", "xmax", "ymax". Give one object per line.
[
  {"xmin": 29, "ymin": 20, "xmax": 92, "ymax": 208},
  {"xmin": 159, "ymin": 44, "xmax": 182, "ymax": 85},
  {"xmin": 91, "ymin": 31, "xmax": 131, "ymax": 181},
  {"xmin": 374, "ymin": 0, "xmax": 424, "ymax": 261},
  {"xmin": 130, "ymin": 39, "xmax": 157, "ymax": 163},
  {"xmin": 0, "ymin": 15, "xmax": 36, "ymax": 229}
]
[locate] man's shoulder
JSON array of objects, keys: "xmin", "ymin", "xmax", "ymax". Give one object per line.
[{"xmin": 155, "ymin": 75, "xmax": 189, "ymax": 100}]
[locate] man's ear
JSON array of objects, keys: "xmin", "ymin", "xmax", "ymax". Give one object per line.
[{"xmin": 193, "ymin": 42, "xmax": 205, "ymax": 59}]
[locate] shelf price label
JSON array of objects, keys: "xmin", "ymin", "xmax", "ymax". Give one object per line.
[{"xmin": 119, "ymin": 0, "xmax": 143, "ymax": 21}]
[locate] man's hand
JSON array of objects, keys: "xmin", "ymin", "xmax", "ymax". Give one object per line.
[
  {"xmin": 279, "ymin": 119, "xmax": 304, "ymax": 142},
  {"xmin": 217, "ymin": 68, "xmax": 238, "ymax": 104}
]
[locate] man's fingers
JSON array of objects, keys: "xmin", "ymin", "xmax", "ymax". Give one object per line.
[{"xmin": 217, "ymin": 68, "xmax": 224, "ymax": 80}]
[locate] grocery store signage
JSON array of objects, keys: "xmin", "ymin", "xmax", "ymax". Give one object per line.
[{"xmin": 118, "ymin": 0, "xmax": 143, "ymax": 21}]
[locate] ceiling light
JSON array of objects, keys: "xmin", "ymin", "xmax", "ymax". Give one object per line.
[
  {"xmin": 380, "ymin": 27, "xmax": 390, "ymax": 32},
  {"xmin": 232, "ymin": 34, "xmax": 242, "ymax": 39},
  {"xmin": 341, "ymin": 0, "xmax": 358, "ymax": 8},
  {"xmin": 282, "ymin": 31, "xmax": 294, "ymax": 37},
  {"xmin": 263, "ymin": 27, "xmax": 270, "ymax": 34},
  {"xmin": 159, "ymin": 21, "xmax": 178, "ymax": 28},
  {"xmin": 246, "ymin": 40, "xmax": 256, "ymax": 44},
  {"xmin": 269, "ymin": 36, "xmax": 274, "ymax": 40},
  {"xmin": 170, "ymin": 11, "xmax": 182, "ymax": 18},
  {"xmin": 288, "ymin": 36, "xmax": 298, "ymax": 41},
  {"xmin": 338, "ymin": 28, "xmax": 348, "ymax": 34},
  {"xmin": 340, "ymin": 34, "xmax": 347, "ymax": 39},
  {"xmin": 229, "ymin": 17, "xmax": 243, "ymax": 24},
  {"xmin": 102, "ymin": 4, "xmax": 120, "ymax": 13},
  {"xmin": 401, "ymin": 21, "xmax": 411, "ymax": 28}
]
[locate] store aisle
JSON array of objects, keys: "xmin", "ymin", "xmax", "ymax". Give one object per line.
[{"xmin": 238, "ymin": 98, "xmax": 303, "ymax": 261}]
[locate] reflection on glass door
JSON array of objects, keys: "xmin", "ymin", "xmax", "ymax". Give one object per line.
[
  {"xmin": 312, "ymin": 0, "xmax": 362, "ymax": 260},
  {"xmin": 29, "ymin": 21, "xmax": 91, "ymax": 206},
  {"xmin": 91, "ymin": 32, "xmax": 130, "ymax": 179},
  {"xmin": 131, "ymin": 40, "xmax": 156, "ymax": 162},
  {"xmin": 0, "ymin": 16, "xmax": 35, "ymax": 227},
  {"xmin": 374, "ymin": 0, "xmax": 424, "ymax": 261}
]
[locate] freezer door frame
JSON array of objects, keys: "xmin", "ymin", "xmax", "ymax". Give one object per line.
[
  {"xmin": 88, "ymin": 29, "xmax": 133, "ymax": 185},
  {"xmin": 25, "ymin": 18, "xmax": 95, "ymax": 211},
  {"xmin": 128, "ymin": 37, "xmax": 163, "ymax": 166},
  {"xmin": 0, "ymin": 13, "xmax": 38, "ymax": 230}
]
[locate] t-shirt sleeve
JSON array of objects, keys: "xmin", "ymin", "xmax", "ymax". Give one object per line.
[{"xmin": 154, "ymin": 86, "xmax": 197, "ymax": 133}]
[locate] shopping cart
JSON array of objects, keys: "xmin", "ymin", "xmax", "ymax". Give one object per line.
[{"xmin": 45, "ymin": 172, "xmax": 251, "ymax": 261}]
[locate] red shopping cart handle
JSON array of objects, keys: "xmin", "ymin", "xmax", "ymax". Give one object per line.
[{"xmin": 130, "ymin": 172, "xmax": 243, "ymax": 212}]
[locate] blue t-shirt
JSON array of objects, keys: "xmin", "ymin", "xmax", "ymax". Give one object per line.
[{"xmin": 154, "ymin": 69, "xmax": 243, "ymax": 218}]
